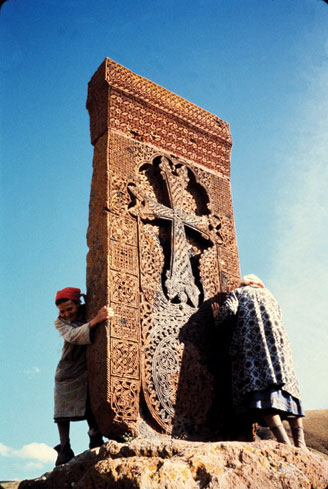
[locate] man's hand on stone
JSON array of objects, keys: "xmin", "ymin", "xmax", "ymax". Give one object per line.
[{"xmin": 90, "ymin": 306, "xmax": 115, "ymax": 328}]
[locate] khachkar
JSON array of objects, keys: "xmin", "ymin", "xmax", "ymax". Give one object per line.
[{"xmin": 86, "ymin": 58, "xmax": 240, "ymax": 440}]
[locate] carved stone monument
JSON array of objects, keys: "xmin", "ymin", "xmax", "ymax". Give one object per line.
[{"xmin": 86, "ymin": 58, "xmax": 240, "ymax": 440}]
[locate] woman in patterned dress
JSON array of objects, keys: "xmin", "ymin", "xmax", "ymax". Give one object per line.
[
  {"xmin": 54, "ymin": 287, "xmax": 114, "ymax": 465},
  {"xmin": 211, "ymin": 274, "xmax": 307, "ymax": 449}
]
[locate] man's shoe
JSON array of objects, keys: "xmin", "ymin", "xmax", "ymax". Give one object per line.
[{"xmin": 54, "ymin": 442, "xmax": 75, "ymax": 466}]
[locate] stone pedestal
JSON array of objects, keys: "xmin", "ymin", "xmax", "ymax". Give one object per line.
[
  {"xmin": 19, "ymin": 439, "xmax": 328, "ymax": 489},
  {"xmin": 86, "ymin": 58, "xmax": 240, "ymax": 439}
]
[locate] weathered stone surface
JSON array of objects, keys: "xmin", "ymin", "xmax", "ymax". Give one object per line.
[
  {"xmin": 86, "ymin": 58, "xmax": 242, "ymax": 440},
  {"xmin": 19, "ymin": 438, "xmax": 328, "ymax": 489}
]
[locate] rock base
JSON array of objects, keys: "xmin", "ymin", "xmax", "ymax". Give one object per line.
[{"xmin": 19, "ymin": 438, "xmax": 328, "ymax": 489}]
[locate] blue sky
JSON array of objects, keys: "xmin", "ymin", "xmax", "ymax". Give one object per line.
[{"xmin": 1, "ymin": 0, "xmax": 327, "ymax": 481}]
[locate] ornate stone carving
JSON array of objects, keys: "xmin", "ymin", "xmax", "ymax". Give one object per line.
[
  {"xmin": 106, "ymin": 209, "xmax": 141, "ymax": 430},
  {"xmin": 86, "ymin": 59, "xmax": 241, "ymax": 439},
  {"xmin": 110, "ymin": 303, "xmax": 140, "ymax": 343},
  {"xmin": 111, "ymin": 338, "xmax": 140, "ymax": 379},
  {"xmin": 110, "ymin": 377, "xmax": 140, "ymax": 422},
  {"xmin": 109, "ymin": 174, "xmax": 131, "ymax": 215},
  {"xmin": 127, "ymin": 155, "xmax": 223, "ymax": 435},
  {"xmin": 110, "ymin": 242, "xmax": 138, "ymax": 275},
  {"xmin": 199, "ymin": 246, "xmax": 220, "ymax": 299},
  {"xmin": 110, "ymin": 270, "xmax": 139, "ymax": 307},
  {"xmin": 109, "ymin": 213, "xmax": 138, "ymax": 247}
]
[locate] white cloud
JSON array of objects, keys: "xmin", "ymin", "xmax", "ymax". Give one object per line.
[
  {"xmin": 25, "ymin": 461, "xmax": 44, "ymax": 470},
  {"xmin": 0, "ymin": 442, "xmax": 56, "ymax": 464},
  {"xmin": 270, "ymin": 63, "xmax": 328, "ymax": 410},
  {"xmin": 0, "ymin": 442, "xmax": 11, "ymax": 456},
  {"xmin": 23, "ymin": 366, "xmax": 41, "ymax": 376},
  {"xmin": 13, "ymin": 443, "xmax": 56, "ymax": 463}
]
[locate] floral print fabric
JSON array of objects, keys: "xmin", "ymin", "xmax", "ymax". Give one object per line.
[{"xmin": 214, "ymin": 285, "xmax": 301, "ymax": 409}]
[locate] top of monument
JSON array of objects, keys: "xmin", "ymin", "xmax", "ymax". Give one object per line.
[{"xmin": 88, "ymin": 58, "xmax": 232, "ymax": 145}]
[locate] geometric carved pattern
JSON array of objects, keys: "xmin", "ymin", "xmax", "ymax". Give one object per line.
[
  {"xmin": 110, "ymin": 303, "xmax": 139, "ymax": 342},
  {"xmin": 108, "ymin": 202, "xmax": 140, "ymax": 428},
  {"xmin": 138, "ymin": 225, "xmax": 165, "ymax": 303},
  {"xmin": 106, "ymin": 65, "xmax": 232, "ymax": 142},
  {"xmin": 105, "ymin": 59, "xmax": 232, "ymax": 176},
  {"xmin": 110, "ymin": 242, "xmax": 138, "ymax": 276},
  {"xmin": 128, "ymin": 155, "xmax": 225, "ymax": 435},
  {"xmin": 218, "ymin": 216, "xmax": 237, "ymax": 250},
  {"xmin": 109, "ymin": 175, "xmax": 131, "ymax": 215},
  {"xmin": 110, "ymin": 270, "xmax": 139, "ymax": 308},
  {"xmin": 111, "ymin": 338, "xmax": 139, "ymax": 379},
  {"xmin": 199, "ymin": 245, "xmax": 220, "ymax": 299},
  {"xmin": 86, "ymin": 58, "xmax": 240, "ymax": 438},
  {"xmin": 110, "ymin": 213, "xmax": 138, "ymax": 247},
  {"xmin": 110, "ymin": 377, "xmax": 140, "ymax": 421},
  {"xmin": 108, "ymin": 202, "xmax": 140, "ymax": 426}
]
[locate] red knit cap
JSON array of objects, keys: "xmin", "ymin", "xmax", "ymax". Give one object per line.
[{"xmin": 55, "ymin": 287, "xmax": 84, "ymax": 303}]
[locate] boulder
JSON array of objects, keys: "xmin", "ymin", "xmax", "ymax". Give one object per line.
[{"xmin": 19, "ymin": 438, "xmax": 328, "ymax": 489}]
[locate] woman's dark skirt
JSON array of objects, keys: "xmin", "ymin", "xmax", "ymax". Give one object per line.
[{"xmin": 236, "ymin": 385, "xmax": 305, "ymax": 425}]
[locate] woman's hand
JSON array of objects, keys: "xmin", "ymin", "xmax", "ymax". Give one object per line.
[
  {"xmin": 89, "ymin": 306, "xmax": 115, "ymax": 328},
  {"xmin": 211, "ymin": 302, "xmax": 220, "ymax": 318}
]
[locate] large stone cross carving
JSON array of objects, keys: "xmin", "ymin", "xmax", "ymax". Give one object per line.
[
  {"xmin": 129, "ymin": 157, "xmax": 209, "ymax": 308},
  {"xmin": 86, "ymin": 58, "xmax": 241, "ymax": 441}
]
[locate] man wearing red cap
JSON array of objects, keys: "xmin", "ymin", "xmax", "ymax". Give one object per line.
[{"xmin": 53, "ymin": 287, "xmax": 114, "ymax": 466}]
